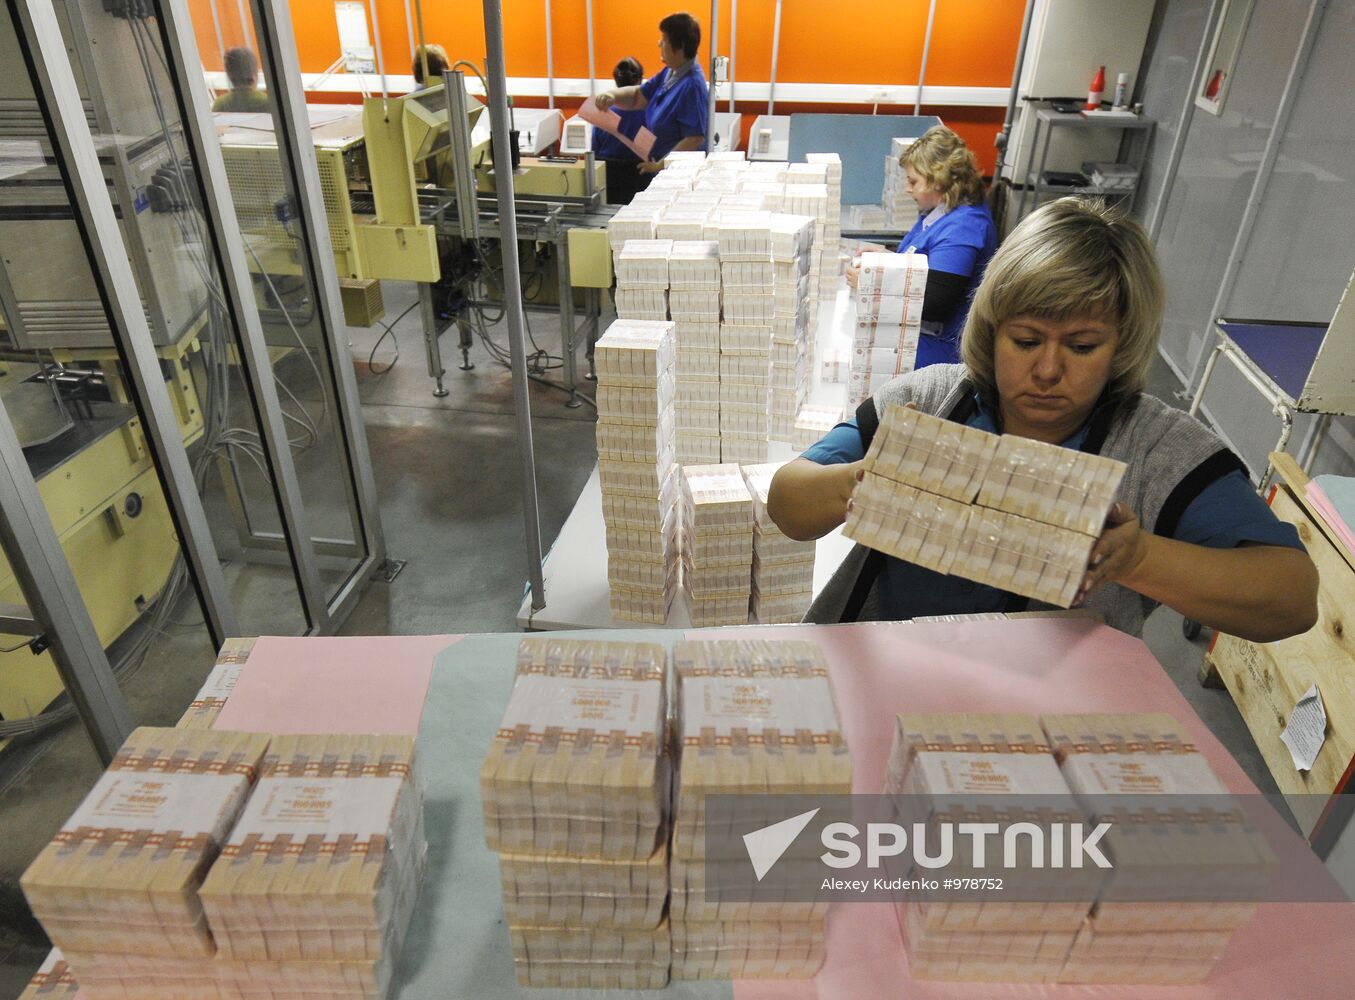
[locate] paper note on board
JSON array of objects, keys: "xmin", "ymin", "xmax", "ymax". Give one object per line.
[
  {"xmin": 1281, "ymin": 683, "xmax": 1327, "ymax": 772},
  {"xmin": 576, "ymin": 100, "xmax": 657, "ymax": 161}
]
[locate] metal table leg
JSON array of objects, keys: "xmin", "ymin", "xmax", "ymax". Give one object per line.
[
  {"xmin": 457, "ymin": 315, "xmax": 475, "ymax": 371},
  {"xmin": 419, "ymin": 282, "xmax": 449, "ymax": 397},
  {"xmin": 1188, "ymin": 340, "xmax": 1226, "ymax": 417},
  {"xmin": 556, "ymin": 231, "xmax": 581, "ymax": 408}
]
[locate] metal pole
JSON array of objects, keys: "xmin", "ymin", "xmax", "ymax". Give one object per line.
[
  {"xmin": 1145, "ymin": 0, "xmax": 1224, "ymax": 242},
  {"xmin": 0, "ymin": 401, "xmax": 133, "ymax": 763},
  {"xmin": 206, "ymin": 0, "xmax": 227, "ymax": 68},
  {"xmin": 413, "ymin": 0, "xmax": 428, "ymax": 88},
  {"xmin": 585, "ymin": 0, "xmax": 596, "ymax": 98},
  {"xmin": 991, "ymin": 0, "xmax": 1037, "ymax": 194},
  {"xmin": 706, "ymin": 0, "xmax": 719, "ymax": 151},
  {"xmin": 482, "ymin": 0, "xmax": 547, "ymax": 611},
  {"xmin": 403, "ymin": 0, "xmax": 415, "ymax": 63},
  {"xmin": 768, "ymin": 0, "xmax": 782, "ymax": 114},
  {"xmin": 1182, "ymin": 0, "xmax": 1328, "ymax": 395},
  {"xmin": 544, "ymin": 0, "xmax": 556, "ymax": 108},
  {"xmin": 728, "ymin": 0, "xmax": 737, "ymax": 113},
  {"xmin": 13, "ymin": 0, "xmax": 240, "ymax": 649},
  {"xmin": 914, "ymin": 0, "xmax": 938, "ymax": 114},
  {"xmin": 234, "ymin": 0, "xmax": 249, "ymax": 46},
  {"xmin": 368, "ymin": 0, "xmax": 389, "ymax": 98}
]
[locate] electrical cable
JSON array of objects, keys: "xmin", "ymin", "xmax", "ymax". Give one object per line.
[{"xmin": 365, "ymin": 300, "xmax": 418, "ymax": 375}]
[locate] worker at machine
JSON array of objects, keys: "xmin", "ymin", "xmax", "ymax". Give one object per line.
[
  {"xmin": 211, "ymin": 47, "xmax": 271, "ymax": 113},
  {"xmin": 594, "ymin": 57, "xmax": 650, "ymax": 205},
  {"xmin": 412, "ymin": 44, "xmax": 450, "ymax": 89},
  {"xmin": 848, "ymin": 126, "xmax": 998, "ymax": 369},
  {"xmin": 593, "ymin": 12, "xmax": 709, "ymax": 179},
  {"xmin": 770, "ymin": 197, "xmax": 1318, "ymax": 644}
]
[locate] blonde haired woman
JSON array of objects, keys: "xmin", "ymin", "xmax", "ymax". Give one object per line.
[
  {"xmin": 774, "ymin": 198, "xmax": 1317, "ymax": 642},
  {"xmin": 850, "ymin": 125, "xmax": 997, "ymax": 368}
]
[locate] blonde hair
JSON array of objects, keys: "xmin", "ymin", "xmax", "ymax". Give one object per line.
[
  {"xmin": 899, "ymin": 125, "xmax": 985, "ymax": 209},
  {"xmin": 960, "ymin": 197, "xmax": 1164, "ymax": 406}
]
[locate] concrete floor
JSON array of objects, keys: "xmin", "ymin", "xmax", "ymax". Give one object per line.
[{"xmin": 0, "ymin": 291, "xmax": 1291, "ymax": 995}]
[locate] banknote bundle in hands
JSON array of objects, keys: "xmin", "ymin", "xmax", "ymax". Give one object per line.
[
  {"xmin": 595, "ymin": 319, "xmax": 680, "ymax": 623},
  {"xmin": 482, "ymin": 638, "xmax": 672, "ymax": 989},
  {"xmin": 670, "ymin": 639, "xmax": 851, "ymax": 979},
  {"xmin": 844, "ymin": 404, "xmax": 1126, "ymax": 607}
]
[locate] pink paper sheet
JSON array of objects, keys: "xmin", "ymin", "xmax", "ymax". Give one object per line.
[
  {"xmin": 576, "ymin": 99, "xmax": 657, "ymax": 161},
  {"xmin": 1306, "ymin": 481, "xmax": 1355, "ymax": 560},
  {"xmin": 684, "ymin": 619, "xmax": 1355, "ymax": 1000},
  {"xmin": 210, "ymin": 634, "xmax": 459, "ymax": 735}
]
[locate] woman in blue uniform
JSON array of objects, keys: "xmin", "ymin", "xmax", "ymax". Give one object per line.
[
  {"xmin": 594, "ymin": 58, "xmax": 649, "ymax": 205},
  {"xmin": 850, "ymin": 126, "xmax": 998, "ymax": 369},
  {"xmin": 772, "ymin": 197, "xmax": 1317, "ymax": 643},
  {"xmin": 593, "ymin": 12, "xmax": 709, "ymax": 179}
]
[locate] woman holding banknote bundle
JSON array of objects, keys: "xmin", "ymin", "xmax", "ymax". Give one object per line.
[
  {"xmin": 593, "ymin": 12, "xmax": 709, "ymax": 180},
  {"xmin": 770, "ymin": 196, "xmax": 1318, "ymax": 643},
  {"xmin": 848, "ymin": 126, "xmax": 997, "ymax": 369}
]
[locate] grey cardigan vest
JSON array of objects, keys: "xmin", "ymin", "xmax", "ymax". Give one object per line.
[{"xmin": 805, "ymin": 364, "xmax": 1245, "ymax": 636}]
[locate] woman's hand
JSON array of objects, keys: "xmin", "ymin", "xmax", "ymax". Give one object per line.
[
  {"xmin": 1076, "ymin": 502, "xmax": 1149, "ymax": 604},
  {"xmin": 594, "ymin": 91, "xmax": 615, "ymax": 110},
  {"xmin": 638, "ymin": 160, "xmax": 665, "ymax": 174},
  {"xmin": 845, "ymin": 255, "xmax": 861, "ymax": 290}
]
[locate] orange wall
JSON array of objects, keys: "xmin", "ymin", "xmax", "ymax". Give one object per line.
[{"xmin": 193, "ymin": 0, "xmax": 1025, "ymax": 173}]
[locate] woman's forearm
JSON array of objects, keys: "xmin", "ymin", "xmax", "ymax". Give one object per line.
[
  {"xmin": 1119, "ymin": 536, "xmax": 1318, "ymax": 643},
  {"xmin": 767, "ymin": 458, "xmax": 860, "ymax": 541},
  {"xmin": 609, "ymin": 85, "xmax": 644, "ymax": 110}
]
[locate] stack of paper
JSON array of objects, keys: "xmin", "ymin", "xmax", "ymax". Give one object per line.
[
  {"xmin": 614, "ymin": 238, "xmax": 671, "ymax": 321},
  {"xmin": 850, "ymin": 251, "xmax": 927, "ymax": 406},
  {"xmin": 656, "ymin": 206, "xmax": 713, "ymax": 241},
  {"xmin": 821, "ymin": 346, "xmax": 848, "ymax": 384},
  {"xmin": 482, "ymin": 638, "xmax": 671, "ymax": 989},
  {"xmin": 18, "ymin": 950, "xmax": 78, "ymax": 1000},
  {"xmin": 803, "ymin": 156, "xmax": 844, "ymax": 316},
  {"xmin": 718, "ymin": 212, "xmax": 774, "ymax": 463},
  {"xmin": 670, "ymin": 639, "xmax": 851, "ymax": 979},
  {"xmin": 21, "ymin": 727, "xmax": 271, "ymax": 961},
  {"xmin": 885, "ymin": 713, "xmax": 1095, "ymax": 983},
  {"xmin": 595, "ymin": 319, "xmax": 679, "ymax": 623},
  {"xmin": 792, "ymin": 403, "xmax": 844, "ymax": 453},
  {"xmin": 882, "ymin": 137, "xmax": 920, "ymax": 230},
  {"xmin": 844, "ymin": 405, "xmax": 1126, "ymax": 607},
  {"xmin": 767, "ymin": 213, "xmax": 815, "ymax": 443},
  {"xmin": 176, "ymin": 637, "xmax": 253, "ymax": 729},
  {"xmin": 1042, "ymin": 713, "xmax": 1268, "ymax": 984},
  {"xmin": 198, "ymin": 733, "xmax": 426, "ymax": 971},
  {"xmin": 607, "ymin": 204, "xmax": 660, "ymax": 254},
  {"xmin": 680, "ymin": 464, "xmax": 755, "ymax": 626},
  {"xmin": 667, "ymin": 240, "xmax": 722, "ymax": 464},
  {"xmin": 742, "ymin": 462, "xmax": 816, "ymax": 623}
]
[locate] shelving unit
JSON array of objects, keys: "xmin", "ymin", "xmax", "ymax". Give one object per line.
[{"xmin": 1011, "ymin": 108, "xmax": 1154, "ymax": 222}]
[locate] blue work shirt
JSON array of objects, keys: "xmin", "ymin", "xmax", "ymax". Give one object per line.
[
  {"xmin": 898, "ymin": 203, "xmax": 998, "ymax": 366},
  {"xmin": 801, "ymin": 398, "xmax": 1303, "ymax": 622},
  {"xmin": 640, "ymin": 61, "xmax": 709, "ymax": 162},
  {"xmin": 592, "ymin": 107, "xmax": 647, "ymax": 161}
]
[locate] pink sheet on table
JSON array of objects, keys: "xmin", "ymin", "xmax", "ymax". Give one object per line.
[
  {"xmin": 685, "ymin": 619, "xmax": 1355, "ymax": 1000},
  {"xmin": 1306, "ymin": 481, "xmax": 1355, "ymax": 560},
  {"xmin": 210, "ymin": 634, "xmax": 460, "ymax": 735}
]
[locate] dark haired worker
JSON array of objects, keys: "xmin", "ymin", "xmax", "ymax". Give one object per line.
[
  {"xmin": 594, "ymin": 57, "xmax": 650, "ymax": 205},
  {"xmin": 593, "ymin": 12, "xmax": 709, "ymax": 180}
]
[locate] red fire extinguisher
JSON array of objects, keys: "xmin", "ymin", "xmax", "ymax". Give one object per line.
[{"xmin": 1086, "ymin": 66, "xmax": 1105, "ymax": 111}]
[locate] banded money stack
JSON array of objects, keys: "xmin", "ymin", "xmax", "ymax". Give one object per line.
[
  {"xmin": 803, "ymin": 154, "xmax": 844, "ymax": 324},
  {"xmin": 1042, "ymin": 713, "xmax": 1269, "ymax": 984},
  {"xmin": 595, "ymin": 319, "xmax": 679, "ymax": 623},
  {"xmin": 21, "ymin": 728, "xmax": 269, "ymax": 962},
  {"xmin": 742, "ymin": 462, "xmax": 816, "ymax": 623},
  {"xmin": 680, "ymin": 464, "xmax": 756, "ymax": 626},
  {"xmin": 482, "ymin": 638, "xmax": 671, "ymax": 989},
  {"xmin": 671, "ymin": 639, "xmax": 852, "ymax": 979},
  {"xmin": 885, "ymin": 714, "xmax": 1096, "ymax": 983},
  {"xmin": 18, "ymin": 950, "xmax": 78, "ymax": 1000},
  {"xmin": 882, "ymin": 136, "xmax": 920, "ymax": 229},
  {"xmin": 851, "ymin": 251, "xmax": 927, "ymax": 406},
  {"xmin": 175, "ymin": 637, "xmax": 252, "ymax": 729},
  {"xmin": 614, "ymin": 238, "xmax": 672, "ymax": 321},
  {"xmin": 669, "ymin": 239, "xmax": 723, "ymax": 464},
  {"xmin": 767, "ymin": 214, "xmax": 816, "ymax": 443},
  {"xmin": 844, "ymin": 404, "xmax": 1126, "ymax": 607},
  {"xmin": 718, "ymin": 212, "xmax": 775, "ymax": 464},
  {"xmin": 792, "ymin": 403, "xmax": 845, "ymax": 453}
]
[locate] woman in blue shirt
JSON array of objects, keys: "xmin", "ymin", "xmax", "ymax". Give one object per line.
[
  {"xmin": 593, "ymin": 12, "xmax": 709, "ymax": 180},
  {"xmin": 850, "ymin": 126, "xmax": 998, "ymax": 369},
  {"xmin": 772, "ymin": 197, "xmax": 1318, "ymax": 643},
  {"xmin": 594, "ymin": 58, "xmax": 650, "ymax": 205}
]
